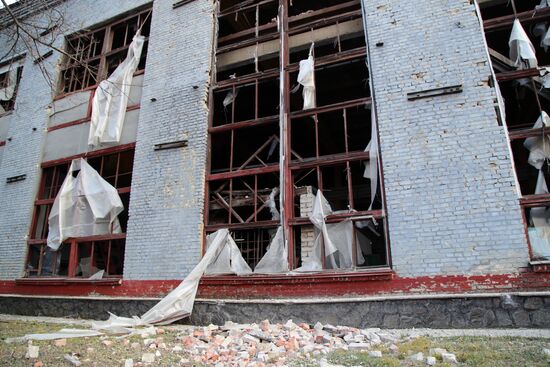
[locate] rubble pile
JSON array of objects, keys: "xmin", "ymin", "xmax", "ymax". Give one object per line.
[{"xmin": 131, "ymin": 319, "xmax": 448, "ymax": 366}]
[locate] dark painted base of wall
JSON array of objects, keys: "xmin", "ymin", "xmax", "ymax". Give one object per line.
[{"xmin": 1, "ymin": 294, "xmax": 550, "ymax": 329}]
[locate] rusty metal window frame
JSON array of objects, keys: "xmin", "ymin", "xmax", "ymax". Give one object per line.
[
  {"xmin": 205, "ymin": 0, "xmax": 390, "ymax": 272},
  {"xmin": 58, "ymin": 7, "xmax": 152, "ymax": 95},
  {"xmin": 25, "ymin": 147, "xmax": 135, "ymax": 278}
]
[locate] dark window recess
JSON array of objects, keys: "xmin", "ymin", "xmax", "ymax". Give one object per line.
[
  {"xmin": 207, "ymin": 0, "xmax": 387, "ymax": 271},
  {"xmin": 26, "ymin": 148, "xmax": 134, "ymax": 278},
  {"xmin": 480, "ymin": 0, "xmax": 550, "ymax": 262},
  {"xmin": 60, "ymin": 7, "xmax": 151, "ymax": 94},
  {"xmin": 0, "ymin": 65, "xmax": 23, "ymax": 113}
]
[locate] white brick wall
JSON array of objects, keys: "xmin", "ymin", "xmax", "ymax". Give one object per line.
[{"xmin": 362, "ymin": 0, "xmax": 529, "ymax": 276}]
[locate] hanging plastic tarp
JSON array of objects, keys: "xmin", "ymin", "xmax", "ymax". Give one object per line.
[
  {"xmin": 524, "ymin": 112, "xmax": 550, "ymax": 170},
  {"xmin": 47, "ymin": 159, "xmax": 123, "ymax": 251},
  {"xmin": 294, "ymin": 190, "xmax": 363, "ymax": 272},
  {"xmin": 204, "ymin": 232, "xmax": 252, "ymax": 275},
  {"xmin": 0, "ymin": 67, "xmax": 16, "ymax": 102},
  {"xmin": 254, "ymin": 227, "xmax": 288, "ymax": 274},
  {"xmin": 529, "ymin": 171, "xmax": 550, "ymax": 259},
  {"xmin": 363, "ymin": 106, "xmax": 379, "ymax": 210},
  {"xmin": 88, "ymin": 34, "xmax": 145, "ymax": 147},
  {"xmin": 93, "ymin": 229, "xmax": 241, "ymax": 330},
  {"xmin": 537, "ymin": 0, "xmax": 550, "ymax": 9},
  {"xmin": 297, "ymin": 43, "xmax": 316, "ymax": 110},
  {"xmin": 509, "ymin": 19, "xmax": 538, "ymax": 69},
  {"xmin": 533, "ymin": 23, "xmax": 550, "ymax": 52}
]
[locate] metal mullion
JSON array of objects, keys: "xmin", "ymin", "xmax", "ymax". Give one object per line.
[
  {"xmin": 115, "ymin": 152, "xmax": 121, "ymax": 188},
  {"xmin": 90, "ymin": 241, "xmax": 95, "ymax": 276},
  {"xmin": 314, "ymin": 114, "xmax": 320, "ymax": 158},
  {"xmin": 42, "ymin": 204, "xmax": 52, "ymax": 239},
  {"xmin": 107, "ymin": 240, "xmax": 112, "ymax": 275},
  {"xmin": 229, "ymin": 179, "xmax": 233, "ymax": 224},
  {"xmin": 346, "ymin": 161, "xmax": 354, "ymax": 209},
  {"xmin": 343, "ymin": 108, "xmax": 349, "ymax": 153},
  {"xmin": 37, "ymin": 245, "xmax": 45, "ymax": 276},
  {"xmin": 255, "ymin": 79, "xmax": 259, "ymax": 120},
  {"xmin": 254, "ymin": 175, "xmax": 258, "ymax": 222}
]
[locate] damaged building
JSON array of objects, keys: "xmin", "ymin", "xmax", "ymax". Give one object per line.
[{"xmin": 0, "ymin": 0, "xmax": 550, "ymax": 328}]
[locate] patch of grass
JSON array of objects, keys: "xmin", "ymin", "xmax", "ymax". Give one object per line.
[{"xmin": 328, "ymin": 350, "xmax": 401, "ymax": 367}]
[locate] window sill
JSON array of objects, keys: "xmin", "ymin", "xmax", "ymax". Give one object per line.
[
  {"xmin": 15, "ymin": 277, "xmax": 122, "ymax": 286},
  {"xmin": 201, "ymin": 268, "xmax": 394, "ymax": 286},
  {"xmin": 530, "ymin": 261, "xmax": 550, "ymax": 273}
]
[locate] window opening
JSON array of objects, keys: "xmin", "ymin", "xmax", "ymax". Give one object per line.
[
  {"xmin": 25, "ymin": 148, "xmax": 134, "ymax": 278},
  {"xmin": 207, "ymin": 0, "xmax": 388, "ymax": 272}
]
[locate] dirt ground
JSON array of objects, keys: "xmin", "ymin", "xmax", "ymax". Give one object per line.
[{"xmin": 1, "ymin": 317, "xmax": 550, "ymax": 366}]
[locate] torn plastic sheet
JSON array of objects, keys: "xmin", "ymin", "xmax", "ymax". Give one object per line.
[
  {"xmin": 297, "ymin": 43, "xmax": 316, "ymax": 110},
  {"xmin": 294, "ymin": 190, "xmax": 364, "ymax": 272},
  {"xmin": 524, "ymin": 112, "xmax": 550, "ymax": 170},
  {"xmin": 537, "ymin": 0, "xmax": 550, "ymax": 9},
  {"xmin": 267, "ymin": 187, "xmax": 280, "ymax": 220},
  {"xmin": 529, "ymin": 171, "xmax": 550, "ymax": 259},
  {"xmin": 509, "ymin": 19, "xmax": 538, "ymax": 69},
  {"xmin": 363, "ymin": 105, "xmax": 379, "ymax": 210},
  {"xmin": 223, "ymin": 88, "xmax": 239, "ymax": 107},
  {"xmin": 205, "ymin": 231, "xmax": 252, "ymax": 276},
  {"xmin": 540, "ymin": 67, "xmax": 550, "ymax": 89},
  {"xmin": 533, "ymin": 22, "xmax": 550, "ymax": 52},
  {"xmin": 6, "ymin": 329, "xmax": 104, "ymax": 342},
  {"xmin": 92, "ymin": 229, "xmax": 241, "ymax": 330},
  {"xmin": 47, "ymin": 159, "xmax": 123, "ymax": 251},
  {"xmin": 254, "ymin": 227, "xmax": 288, "ymax": 274},
  {"xmin": 89, "ymin": 34, "xmax": 145, "ymax": 147},
  {"xmin": 0, "ymin": 67, "xmax": 16, "ymax": 101}
]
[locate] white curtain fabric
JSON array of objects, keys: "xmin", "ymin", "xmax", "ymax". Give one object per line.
[
  {"xmin": 254, "ymin": 227, "xmax": 288, "ymax": 274},
  {"xmin": 88, "ymin": 35, "xmax": 145, "ymax": 147},
  {"xmin": 92, "ymin": 229, "xmax": 244, "ymax": 330},
  {"xmin": 297, "ymin": 44, "xmax": 316, "ymax": 110},
  {"xmin": 524, "ymin": 112, "xmax": 550, "ymax": 170},
  {"xmin": 47, "ymin": 158, "xmax": 123, "ymax": 251},
  {"xmin": 509, "ymin": 19, "xmax": 538, "ymax": 69}
]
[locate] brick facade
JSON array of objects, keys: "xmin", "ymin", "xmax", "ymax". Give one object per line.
[{"xmin": 0, "ymin": 0, "xmax": 537, "ymax": 289}]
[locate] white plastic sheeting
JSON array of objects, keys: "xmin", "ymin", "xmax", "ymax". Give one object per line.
[
  {"xmin": 523, "ymin": 112, "xmax": 550, "ymax": 170},
  {"xmin": 88, "ymin": 34, "xmax": 145, "ymax": 147},
  {"xmin": 93, "ymin": 229, "xmax": 240, "ymax": 330},
  {"xmin": 533, "ymin": 23, "xmax": 550, "ymax": 52},
  {"xmin": 297, "ymin": 44, "xmax": 316, "ymax": 110},
  {"xmin": 47, "ymin": 159, "xmax": 123, "ymax": 251},
  {"xmin": 529, "ymin": 171, "xmax": 550, "ymax": 259},
  {"xmin": 205, "ymin": 232, "xmax": 252, "ymax": 275},
  {"xmin": 294, "ymin": 190, "xmax": 364, "ymax": 272},
  {"xmin": 0, "ymin": 67, "xmax": 16, "ymax": 102},
  {"xmin": 254, "ymin": 227, "xmax": 288, "ymax": 274},
  {"xmin": 537, "ymin": 0, "xmax": 550, "ymax": 9},
  {"xmin": 363, "ymin": 106, "xmax": 379, "ymax": 210},
  {"xmin": 509, "ymin": 19, "xmax": 538, "ymax": 69}
]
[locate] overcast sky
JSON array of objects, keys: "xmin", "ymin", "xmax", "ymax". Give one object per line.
[{"xmin": 0, "ymin": 0, "xmax": 20, "ymax": 9}]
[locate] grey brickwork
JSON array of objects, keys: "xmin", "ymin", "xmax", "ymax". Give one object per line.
[
  {"xmin": 123, "ymin": 0, "xmax": 214, "ymax": 279},
  {"xmin": 362, "ymin": 0, "xmax": 530, "ymax": 276},
  {"xmin": 2, "ymin": 293, "xmax": 550, "ymax": 329},
  {"xmin": 0, "ymin": 0, "xmax": 150, "ymax": 279}
]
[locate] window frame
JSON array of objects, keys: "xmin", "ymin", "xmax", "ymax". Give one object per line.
[
  {"xmin": 58, "ymin": 6, "xmax": 152, "ymax": 96},
  {"xmin": 25, "ymin": 144, "xmax": 135, "ymax": 278},
  {"xmin": 205, "ymin": 0, "xmax": 390, "ymax": 273},
  {"xmin": 480, "ymin": 0, "xmax": 550, "ymax": 262}
]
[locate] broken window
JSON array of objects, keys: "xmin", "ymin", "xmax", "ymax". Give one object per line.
[
  {"xmin": 0, "ymin": 57, "xmax": 24, "ymax": 113},
  {"xmin": 59, "ymin": 7, "xmax": 151, "ymax": 94},
  {"xmin": 479, "ymin": 0, "xmax": 550, "ymax": 261},
  {"xmin": 206, "ymin": 0, "xmax": 388, "ymax": 272},
  {"xmin": 25, "ymin": 148, "xmax": 134, "ymax": 278}
]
